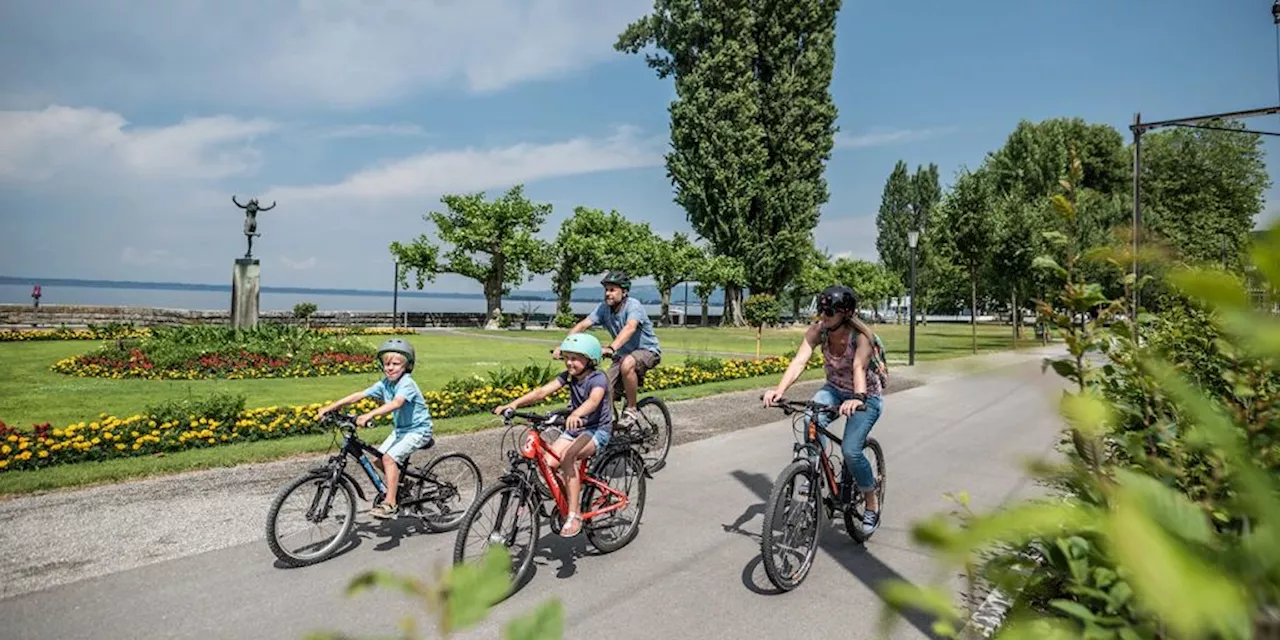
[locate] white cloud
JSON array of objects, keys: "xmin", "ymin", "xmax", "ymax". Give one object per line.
[
  {"xmin": 835, "ymin": 126, "xmax": 958, "ymax": 149},
  {"xmin": 266, "ymin": 125, "xmax": 663, "ymax": 202},
  {"xmin": 0, "ymin": 105, "xmax": 275, "ymax": 183},
  {"xmin": 814, "ymin": 213, "xmax": 879, "ymax": 262},
  {"xmin": 2, "ymin": 0, "xmax": 651, "ymax": 110},
  {"xmin": 319, "ymin": 124, "xmax": 430, "ymax": 139}
]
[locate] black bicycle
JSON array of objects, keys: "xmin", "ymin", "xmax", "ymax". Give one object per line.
[
  {"xmin": 265, "ymin": 412, "xmax": 483, "ymax": 567},
  {"xmin": 758, "ymin": 397, "xmax": 886, "ymax": 591},
  {"xmin": 551, "ymin": 348, "xmax": 673, "ymax": 474}
]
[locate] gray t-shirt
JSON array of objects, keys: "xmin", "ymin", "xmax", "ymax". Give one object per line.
[
  {"xmin": 556, "ymin": 370, "xmax": 613, "ymax": 437},
  {"xmin": 586, "ymin": 297, "xmax": 661, "ymax": 356}
]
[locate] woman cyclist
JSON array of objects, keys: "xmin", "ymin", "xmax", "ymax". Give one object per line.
[{"xmin": 762, "ymin": 284, "xmax": 887, "ymax": 537}]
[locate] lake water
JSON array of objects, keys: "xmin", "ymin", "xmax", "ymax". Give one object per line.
[{"xmin": 0, "ymin": 283, "xmax": 721, "ymax": 317}]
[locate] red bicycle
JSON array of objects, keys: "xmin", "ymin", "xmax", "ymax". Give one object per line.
[{"xmin": 452, "ymin": 408, "xmax": 647, "ymax": 595}]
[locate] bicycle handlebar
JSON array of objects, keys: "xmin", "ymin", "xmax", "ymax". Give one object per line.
[
  {"xmin": 548, "ymin": 348, "xmax": 620, "ymax": 361},
  {"xmin": 760, "ymin": 395, "xmax": 865, "ymax": 417},
  {"xmin": 499, "ymin": 407, "xmax": 565, "ymax": 429}
]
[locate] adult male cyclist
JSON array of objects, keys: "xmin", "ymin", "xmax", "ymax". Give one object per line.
[{"xmin": 555, "ymin": 270, "xmax": 662, "ymax": 431}]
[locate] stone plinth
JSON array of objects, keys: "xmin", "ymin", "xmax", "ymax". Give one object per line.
[{"xmin": 231, "ymin": 258, "xmax": 261, "ymax": 330}]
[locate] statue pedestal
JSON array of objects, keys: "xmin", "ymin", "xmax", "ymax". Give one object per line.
[{"xmin": 231, "ymin": 258, "xmax": 260, "ymax": 330}]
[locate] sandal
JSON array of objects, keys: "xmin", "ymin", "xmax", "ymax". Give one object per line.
[{"xmin": 560, "ymin": 513, "xmax": 583, "ymax": 537}]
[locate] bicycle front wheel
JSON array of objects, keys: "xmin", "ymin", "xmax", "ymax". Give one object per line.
[
  {"xmin": 452, "ymin": 479, "xmax": 541, "ymax": 597},
  {"xmin": 634, "ymin": 396, "xmax": 673, "ymax": 474},
  {"xmin": 760, "ymin": 459, "xmax": 823, "ymax": 591},
  {"xmin": 265, "ymin": 471, "xmax": 356, "ymax": 567}
]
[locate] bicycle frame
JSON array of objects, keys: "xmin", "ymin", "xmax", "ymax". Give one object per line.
[
  {"xmin": 507, "ymin": 412, "xmax": 631, "ymax": 523},
  {"xmin": 771, "ymin": 398, "xmax": 864, "ymax": 503},
  {"xmin": 327, "ymin": 416, "xmax": 453, "ymax": 510}
]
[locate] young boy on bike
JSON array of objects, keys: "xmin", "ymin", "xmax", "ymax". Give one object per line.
[
  {"xmin": 316, "ymin": 338, "xmax": 433, "ymax": 520},
  {"xmin": 494, "ymin": 333, "xmax": 612, "ymax": 537},
  {"xmin": 555, "ymin": 270, "xmax": 661, "ymax": 432}
]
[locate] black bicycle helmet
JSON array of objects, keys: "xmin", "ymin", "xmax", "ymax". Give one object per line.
[
  {"xmin": 816, "ymin": 285, "xmax": 858, "ymax": 316},
  {"xmin": 600, "ymin": 270, "xmax": 632, "ymax": 291}
]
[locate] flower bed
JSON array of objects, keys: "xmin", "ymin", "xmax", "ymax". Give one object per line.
[
  {"xmin": 0, "ymin": 325, "xmax": 413, "ymax": 342},
  {"xmin": 52, "ymin": 349, "xmax": 381, "ymax": 380},
  {"xmin": 2, "ymin": 354, "xmax": 809, "ymax": 472},
  {"xmin": 47, "ymin": 324, "xmax": 394, "ymax": 380}
]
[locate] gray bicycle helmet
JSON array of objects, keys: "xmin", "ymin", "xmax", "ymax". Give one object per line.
[{"xmin": 376, "ymin": 338, "xmax": 416, "ymax": 372}]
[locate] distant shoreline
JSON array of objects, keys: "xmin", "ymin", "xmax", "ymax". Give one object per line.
[{"xmin": 0, "ymin": 275, "xmax": 715, "ymax": 306}]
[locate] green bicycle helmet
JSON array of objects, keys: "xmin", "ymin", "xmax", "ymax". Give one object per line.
[
  {"xmin": 600, "ymin": 270, "xmax": 631, "ymax": 291},
  {"xmin": 558, "ymin": 333, "xmax": 602, "ymax": 366},
  {"xmin": 376, "ymin": 338, "xmax": 416, "ymax": 372}
]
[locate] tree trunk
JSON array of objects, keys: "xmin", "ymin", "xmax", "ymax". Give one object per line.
[
  {"xmin": 484, "ymin": 275, "xmax": 503, "ymax": 330},
  {"xmin": 660, "ymin": 288, "xmax": 672, "ymax": 326},
  {"xmin": 1011, "ymin": 289, "xmax": 1019, "ymax": 348},
  {"xmin": 792, "ymin": 297, "xmax": 801, "ymax": 324},
  {"xmin": 756, "ymin": 325, "xmax": 762, "ymax": 359},
  {"xmin": 700, "ymin": 296, "xmax": 709, "ymax": 326},
  {"xmin": 721, "ymin": 285, "xmax": 745, "ymax": 327},
  {"xmin": 970, "ymin": 275, "xmax": 978, "ymax": 354}
]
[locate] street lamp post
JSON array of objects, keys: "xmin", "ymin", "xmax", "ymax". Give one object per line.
[{"xmin": 908, "ymin": 229, "xmax": 919, "ymax": 366}]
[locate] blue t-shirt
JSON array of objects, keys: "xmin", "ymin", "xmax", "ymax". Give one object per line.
[
  {"xmin": 586, "ymin": 297, "xmax": 661, "ymax": 356},
  {"xmin": 364, "ymin": 375, "xmax": 433, "ymax": 436},
  {"xmin": 556, "ymin": 370, "xmax": 613, "ymax": 437}
]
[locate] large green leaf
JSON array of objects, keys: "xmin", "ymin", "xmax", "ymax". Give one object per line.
[
  {"xmin": 442, "ymin": 545, "xmax": 514, "ymax": 633},
  {"xmin": 1112, "ymin": 469, "xmax": 1212, "ymax": 546},
  {"xmin": 505, "ymin": 599, "xmax": 565, "ymax": 640},
  {"xmin": 1104, "ymin": 486, "xmax": 1252, "ymax": 640},
  {"xmin": 1168, "ymin": 268, "xmax": 1249, "ymax": 311}
]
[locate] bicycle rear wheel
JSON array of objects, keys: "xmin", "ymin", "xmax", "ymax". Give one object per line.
[
  {"xmin": 760, "ymin": 459, "xmax": 823, "ymax": 591},
  {"xmin": 582, "ymin": 450, "xmax": 646, "ymax": 553},
  {"xmin": 843, "ymin": 437, "xmax": 886, "ymax": 544},
  {"xmin": 413, "ymin": 452, "xmax": 483, "ymax": 533}
]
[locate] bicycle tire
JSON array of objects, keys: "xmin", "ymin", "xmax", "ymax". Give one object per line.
[
  {"xmin": 635, "ymin": 396, "xmax": 673, "ymax": 474},
  {"xmin": 843, "ymin": 437, "xmax": 886, "ymax": 544},
  {"xmin": 582, "ymin": 450, "xmax": 647, "ymax": 554},
  {"xmin": 415, "ymin": 452, "xmax": 483, "ymax": 533},
  {"xmin": 452, "ymin": 479, "xmax": 541, "ymax": 597},
  {"xmin": 760, "ymin": 460, "xmax": 823, "ymax": 591},
  {"xmin": 265, "ymin": 471, "xmax": 356, "ymax": 567}
]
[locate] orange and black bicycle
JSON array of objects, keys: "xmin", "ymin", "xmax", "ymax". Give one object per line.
[
  {"xmin": 451, "ymin": 407, "xmax": 648, "ymax": 596},
  {"xmin": 759, "ymin": 397, "xmax": 886, "ymax": 591}
]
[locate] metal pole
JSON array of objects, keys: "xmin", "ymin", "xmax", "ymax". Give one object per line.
[
  {"xmin": 1131, "ymin": 113, "xmax": 1142, "ymax": 344},
  {"xmin": 909, "ymin": 243, "xmax": 917, "ymax": 366},
  {"xmin": 683, "ymin": 281, "xmax": 689, "ymax": 326},
  {"xmin": 392, "ymin": 261, "xmax": 400, "ymax": 328}
]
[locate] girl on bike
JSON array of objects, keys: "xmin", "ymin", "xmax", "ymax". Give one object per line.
[
  {"xmin": 494, "ymin": 333, "xmax": 613, "ymax": 537},
  {"xmin": 763, "ymin": 284, "xmax": 887, "ymax": 537}
]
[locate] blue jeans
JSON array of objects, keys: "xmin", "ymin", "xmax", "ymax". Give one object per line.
[{"xmin": 811, "ymin": 384, "xmax": 883, "ymax": 492}]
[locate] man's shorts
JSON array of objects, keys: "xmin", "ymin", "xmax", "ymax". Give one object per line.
[
  {"xmin": 377, "ymin": 429, "xmax": 434, "ymax": 465},
  {"xmin": 606, "ymin": 349, "xmax": 661, "ymax": 400}
]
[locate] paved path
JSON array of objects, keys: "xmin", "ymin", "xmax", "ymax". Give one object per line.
[{"xmin": 0, "ymin": 346, "xmax": 1067, "ymax": 639}]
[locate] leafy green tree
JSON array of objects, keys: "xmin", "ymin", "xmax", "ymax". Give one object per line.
[
  {"xmin": 390, "ymin": 185, "xmax": 555, "ymax": 330},
  {"xmin": 940, "ymin": 168, "xmax": 997, "ymax": 352},
  {"xmin": 875, "ymin": 160, "xmax": 913, "ymax": 302},
  {"xmin": 783, "ymin": 244, "xmax": 834, "ymax": 320},
  {"xmin": 742, "ymin": 293, "xmax": 782, "ymax": 358},
  {"xmin": 692, "ymin": 250, "xmax": 739, "ymax": 326},
  {"xmin": 616, "ymin": 0, "xmax": 841, "ymax": 298},
  {"xmin": 1140, "ymin": 120, "xmax": 1271, "ymax": 271},
  {"xmin": 644, "ymin": 231, "xmax": 705, "ymax": 325},
  {"xmin": 551, "ymin": 207, "xmax": 651, "ymax": 316},
  {"xmin": 830, "ymin": 257, "xmax": 900, "ymax": 318}
]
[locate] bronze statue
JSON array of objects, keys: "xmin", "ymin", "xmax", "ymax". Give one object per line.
[{"xmin": 232, "ymin": 195, "xmax": 276, "ymax": 258}]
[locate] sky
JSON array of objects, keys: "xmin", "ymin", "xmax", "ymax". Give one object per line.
[{"xmin": 2, "ymin": 0, "xmax": 1279, "ymax": 295}]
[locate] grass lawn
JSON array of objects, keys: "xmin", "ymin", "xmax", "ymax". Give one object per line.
[{"xmin": 0, "ymin": 322, "xmax": 1036, "ymax": 495}]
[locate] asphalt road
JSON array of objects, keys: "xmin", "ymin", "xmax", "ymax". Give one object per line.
[{"xmin": 0, "ymin": 355, "xmax": 1067, "ymax": 640}]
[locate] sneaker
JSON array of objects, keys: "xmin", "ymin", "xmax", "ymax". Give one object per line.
[
  {"xmin": 860, "ymin": 509, "xmax": 880, "ymax": 536},
  {"xmin": 371, "ymin": 502, "xmax": 399, "ymax": 519},
  {"xmin": 617, "ymin": 408, "xmax": 640, "ymax": 430}
]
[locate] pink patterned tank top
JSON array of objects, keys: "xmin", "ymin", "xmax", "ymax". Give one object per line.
[{"xmin": 821, "ymin": 328, "xmax": 884, "ymax": 397}]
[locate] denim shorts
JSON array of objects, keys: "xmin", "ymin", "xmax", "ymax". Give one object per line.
[
  {"xmin": 560, "ymin": 427, "xmax": 610, "ymax": 453},
  {"xmin": 377, "ymin": 429, "xmax": 433, "ymax": 464}
]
